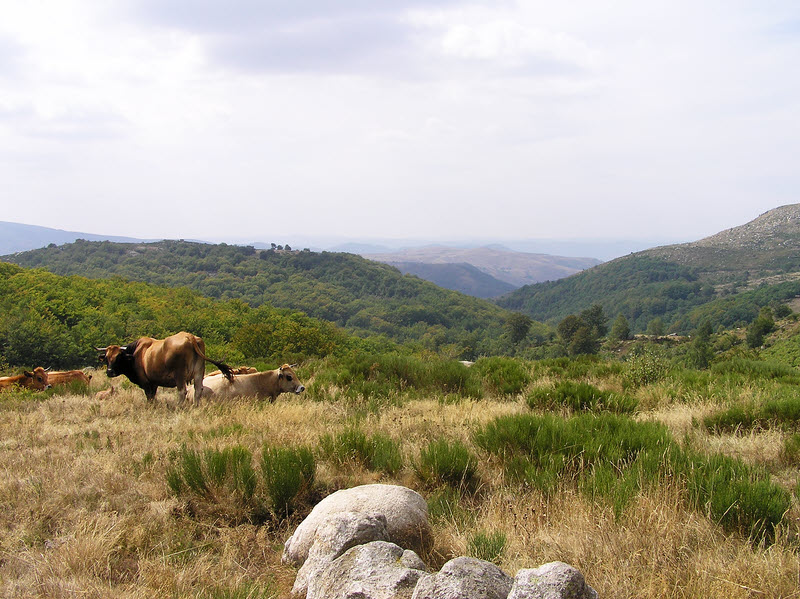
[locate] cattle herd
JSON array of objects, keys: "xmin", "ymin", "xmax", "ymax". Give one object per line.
[{"xmin": 0, "ymin": 331, "xmax": 305, "ymax": 405}]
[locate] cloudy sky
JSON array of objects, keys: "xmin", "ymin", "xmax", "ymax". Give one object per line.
[{"xmin": 1, "ymin": 1, "xmax": 798, "ymax": 249}]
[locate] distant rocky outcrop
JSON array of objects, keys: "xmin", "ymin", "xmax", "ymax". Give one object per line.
[{"xmin": 286, "ymin": 484, "xmax": 597, "ymax": 599}]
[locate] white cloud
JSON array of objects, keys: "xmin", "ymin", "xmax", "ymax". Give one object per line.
[{"xmin": 0, "ymin": 1, "xmax": 797, "ymax": 246}]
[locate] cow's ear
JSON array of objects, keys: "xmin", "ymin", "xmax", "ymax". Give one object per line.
[{"xmin": 23, "ymin": 371, "xmax": 33, "ymax": 378}]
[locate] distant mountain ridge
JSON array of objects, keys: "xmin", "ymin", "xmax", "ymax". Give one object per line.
[
  {"xmin": 497, "ymin": 204, "xmax": 800, "ymax": 333},
  {"xmin": 363, "ymin": 246, "xmax": 601, "ymax": 289},
  {"xmin": 0, "ymin": 221, "xmax": 156, "ymax": 255},
  {"xmin": 386, "ymin": 261, "xmax": 517, "ymax": 299}
]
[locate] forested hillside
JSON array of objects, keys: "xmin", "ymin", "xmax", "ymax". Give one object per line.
[
  {"xmin": 3, "ymin": 240, "xmax": 539, "ymax": 357},
  {"xmin": 498, "ymin": 205, "xmax": 800, "ymax": 333},
  {"xmin": 0, "ymin": 262, "xmax": 371, "ymax": 370}
]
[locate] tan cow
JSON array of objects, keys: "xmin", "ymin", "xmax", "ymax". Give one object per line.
[
  {"xmin": 96, "ymin": 331, "xmax": 233, "ymax": 405},
  {"xmin": 47, "ymin": 370, "xmax": 92, "ymax": 387},
  {"xmin": 207, "ymin": 366, "xmax": 258, "ymax": 377},
  {"xmin": 0, "ymin": 367, "xmax": 50, "ymax": 392},
  {"xmin": 198, "ymin": 364, "xmax": 305, "ymax": 402}
]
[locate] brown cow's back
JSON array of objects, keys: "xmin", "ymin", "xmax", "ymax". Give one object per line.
[{"xmin": 48, "ymin": 370, "xmax": 92, "ymax": 386}]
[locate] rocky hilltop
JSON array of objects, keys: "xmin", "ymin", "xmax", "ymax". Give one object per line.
[
  {"xmin": 691, "ymin": 204, "xmax": 800, "ymax": 250},
  {"xmin": 645, "ymin": 203, "xmax": 800, "ymax": 276}
]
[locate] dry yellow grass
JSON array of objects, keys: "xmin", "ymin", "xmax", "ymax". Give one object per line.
[{"xmin": 1, "ymin": 374, "xmax": 798, "ymax": 598}]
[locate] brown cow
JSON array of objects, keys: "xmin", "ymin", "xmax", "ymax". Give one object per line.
[
  {"xmin": 0, "ymin": 367, "xmax": 50, "ymax": 392},
  {"xmin": 96, "ymin": 332, "xmax": 233, "ymax": 405},
  {"xmin": 47, "ymin": 370, "xmax": 92, "ymax": 387},
  {"xmin": 198, "ymin": 363, "xmax": 304, "ymax": 402}
]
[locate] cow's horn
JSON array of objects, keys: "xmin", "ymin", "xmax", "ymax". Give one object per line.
[
  {"xmin": 95, "ymin": 346, "xmax": 108, "ymax": 352},
  {"xmin": 290, "ymin": 363, "xmax": 298, "ymax": 368},
  {"xmin": 44, "ymin": 366, "xmax": 52, "ymax": 372}
]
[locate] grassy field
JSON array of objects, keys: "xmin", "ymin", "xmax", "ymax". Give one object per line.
[{"xmin": 1, "ymin": 359, "xmax": 799, "ymax": 598}]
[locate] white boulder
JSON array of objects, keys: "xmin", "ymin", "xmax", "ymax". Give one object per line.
[{"xmin": 283, "ymin": 484, "xmax": 431, "ymax": 567}]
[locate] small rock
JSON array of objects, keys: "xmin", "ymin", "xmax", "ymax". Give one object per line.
[
  {"xmin": 508, "ymin": 562, "xmax": 597, "ymax": 599},
  {"xmin": 412, "ymin": 556, "xmax": 513, "ymax": 599}
]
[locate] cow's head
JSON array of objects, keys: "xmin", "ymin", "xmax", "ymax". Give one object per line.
[
  {"xmin": 96, "ymin": 343, "xmax": 135, "ymax": 378},
  {"xmin": 278, "ymin": 364, "xmax": 305, "ymax": 395},
  {"xmin": 23, "ymin": 367, "xmax": 50, "ymax": 390}
]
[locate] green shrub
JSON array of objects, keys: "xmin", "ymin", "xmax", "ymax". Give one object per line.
[
  {"xmin": 623, "ymin": 346, "xmax": 669, "ymax": 388},
  {"xmin": 260, "ymin": 444, "xmax": 316, "ymax": 517},
  {"xmin": 426, "ymin": 487, "xmax": 473, "ymax": 527},
  {"xmin": 319, "ymin": 427, "xmax": 403, "ymax": 474},
  {"xmin": 417, "ymin": 438, "xmax": 479, "ymax": 490},
  {"xmin": 165, "ymin": 444, "xmax": 259, "ymax": 524},
  {"xmin": 684, "ymin": 453, "xmax": 790, "ymax": 541},
  {"xmin": 526, "ymin": 381, "xmax": 637, "ymax": 414},
  {"xmin": 711, "ymin": 358, "xmax": 800, "ymax": 383},
  {"xmin": 473, "ymin": 356, "xmax": 530, "ymax": 396},
  {"xmin": 703, "ymin": 391, "xmax": 800, "ymax": 433},
  {"xmin": 307, "ymin": 353, "xmax": 483, "ymax": 400},
  {"xmin": 702, "ymin": 404, "xmax": 758, "ymax": 433},
  {"xmin": 473, "ymin": 413, "xmax": 789, "ymax": 542},
  {"xmin": 468, "ymin": 530, "xmax": 506, "ymax": 563},
  {"xmin": 783, "ymin": 433, "xmax": 800, "ymax": 465},
  {"xmin": 199, "ymin": 580, "xmax": 276, "ymax": 599},
  {"xmin": 428, "ymin": 360, "xmax": 483, "ymax": 398}
]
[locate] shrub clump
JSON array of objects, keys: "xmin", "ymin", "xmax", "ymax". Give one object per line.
[
  {"xmin": 319, "ymin": 426, "xmax": 403, "ymax": 474},
  {"xmin": 468, "ymin": 530, "xmax": 507, "ymax": 563},
  {"xmin": 416, "ymin": 438, "xmax": 479, "ymax": 491},
  {"xmin": 473, "ymin": 413, "xmax": 789, "ymax": 541},
  {"xmin": 472, "ymin": 356, "xmax": 530, "ymax": 396},
  {"xmin": 526, "ymin": 381, "xmax": 637, "ymax": 414},
  {"xmin": 622, "ymin": 346, "xmax": 669, "ymax": 388},
  {"xmin": 260, "ymin": 444, "xmax": 316, "ymax": 517},
  {"xmin": 166, "ymin": 443, "xmax": 315, "ymax": 521},
  {"xmin": 166, "ymin": 444, "xmax": 259, "ymax": 522},
  {"xmin": 703, "ymin": 390, "xmax": 800, "ymax": 433}
]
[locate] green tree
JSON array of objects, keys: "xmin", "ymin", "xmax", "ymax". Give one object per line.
[
  {"xmin": 609, "ymin": 314, "xmax": 631, "ymax": 342},
  {"xmin": 687, "ymin": 319, "xmax": 714, "ymax": 369},
  {"xmin": 580, "ymin": 304, "xmax": 608, "ymax": 338},
  {"xmin": 646, "ymin": 317, "xmax": 665, "ymax": 337},
  {"xmin": 506, "ymin": 313, "xmax": 533, "ymax": 345},
  {"xmin": 557, "ymin": 314, "xmax": 598, "ymax": 356},
  {"xmin": 746, "ymin": 307, "xmax": 775, "ymax": 349}
]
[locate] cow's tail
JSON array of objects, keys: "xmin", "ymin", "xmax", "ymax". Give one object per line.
[{"xmin": 191, "ymin": 337, "xmax": 234, "ymax": 382}]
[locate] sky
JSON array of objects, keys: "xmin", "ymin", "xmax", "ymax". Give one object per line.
[{"xmin": 1, "ymin": 1, "xmax": 798, "ymax": 250}]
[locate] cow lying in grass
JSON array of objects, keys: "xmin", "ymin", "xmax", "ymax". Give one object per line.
[
  {"xmin": 197, "ymin": 364, "xmax": 305, "ymax": 402},
  {"xmin": 0, "ymin": 367, "xmax": 50, "ymax": 391},
  {"xmin": 47, "ymin": 370, "xmax": 92, "ymax": 387}
]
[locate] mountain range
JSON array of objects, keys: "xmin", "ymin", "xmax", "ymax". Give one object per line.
[
  {"xmin": 362, "ymin": 246, "xmax": 600, "ymax": 297},
  {"xmin": 497, "ymin": 204, "xmax": 800, "ymax": 332},
  {"xmin": 0, "ymin": 221, "xmax": 602, "ymax": 298},
  {"xmin": 2, "ymin": 205, "xmax": 799, "ymax": 338}
]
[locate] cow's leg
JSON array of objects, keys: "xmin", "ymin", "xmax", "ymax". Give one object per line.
[
  {"xmin": 176, "ymin": 380, "xmax": 189, "ymax": 406},
  {"xmin": 143, "ymin": 384, "xmax": 158, "ymax": 403},
  {"xmin": 192, "ymin": 371, "xmax": 204, "ymax": 407}
]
